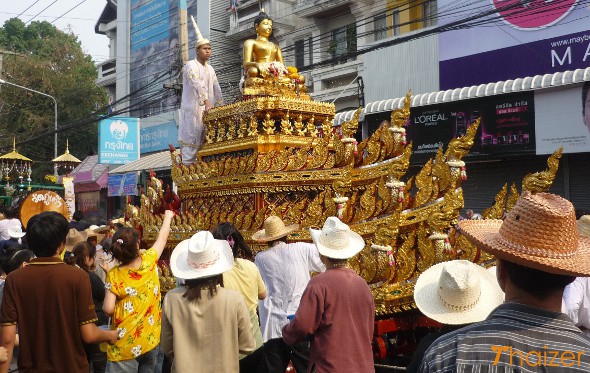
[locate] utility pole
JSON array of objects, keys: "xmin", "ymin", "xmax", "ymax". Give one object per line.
[{"xmin": 179, "ymin": 0, "xmax": 189, "ymax": 64}]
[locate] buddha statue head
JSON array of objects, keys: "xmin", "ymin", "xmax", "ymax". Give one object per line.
[{"xmin": 254, "ymin": 11, "xmax": 273, "ymax": 38}]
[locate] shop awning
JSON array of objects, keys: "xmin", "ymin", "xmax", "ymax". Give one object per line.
[
  {"xmin": 108, "ymin": 151, "xmax": 172, "ymax": 174},
  {"xmin": 71, "ymin": 155, "xmax": 109, "ymax": 192}
]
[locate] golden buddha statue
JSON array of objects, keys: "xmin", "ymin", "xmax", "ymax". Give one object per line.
[{"xmin": 242, "ymin": 10, "xmax": 308, "ymax": 98}]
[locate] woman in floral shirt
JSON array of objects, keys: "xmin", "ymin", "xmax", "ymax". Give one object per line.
[{"xmin": 103, "ymin": 210, "xmax": 173, "ymax": 372}]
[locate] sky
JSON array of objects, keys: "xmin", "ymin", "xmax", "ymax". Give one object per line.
[{"xmin": 0, "ymin": 0, "xmax": 111, "ymax": 63}]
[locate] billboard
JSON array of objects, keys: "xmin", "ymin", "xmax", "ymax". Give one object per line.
[
  {"xmin": 365, "ymin": 92, "xmax": 535, "ymax": 163},
  {"xmin": 140, "ymin": 121, "xmax": 179, "ymax": 153},
  {"xmin": 108, "ymin": 173, "xmax": 138, "ymax": 197},
  {"xmin": 129, "ymin": 0, "xmax": 209, "ymax": 118},
  {"xmin": 99, "ymin": 117, "xmax": 141, "ymax": 164},
  {"xmin": 535, "ymin": 82, "xmax": 590, "ymax": 154},
  {"xmin": 438, "ymin": 0, "xmax": 590, "ymax": 89}
]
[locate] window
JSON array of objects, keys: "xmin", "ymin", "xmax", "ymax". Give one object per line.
[
  {"xmin": 294, "ymin": 37, "xmax": 313, "ymax": 68},
  {"xmin": 330, "ymin": 24, "xmax": 357, "ymax": 57},
  {"xmin": 422, "ymin": 0, "xmax": 437, "ymax": 27},
  {"xmin": 392, "ymin": 10, "xmax": 400, "ymax": 36},
  {"xmin": 295, "ymin": 39, "xmax": 305, "ymax": 68},
  {"xmin": 374, "ymin": 13, "xmax": 387, "ymax": 41}
]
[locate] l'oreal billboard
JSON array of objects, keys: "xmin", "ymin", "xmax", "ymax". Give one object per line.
[
  {"xmin": 438, "ymin": 0, "xmax": 590, "ymax": 90},
  {"xmin": 99, "ymin": 117, "xmax": 141, "ymax": 164},
  {"xmin": 365, "ymin": 92, "xmax": 536, "ymax": 163}
]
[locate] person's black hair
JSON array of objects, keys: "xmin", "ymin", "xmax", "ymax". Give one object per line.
[
  {"xmin": 268, "ymin": 237, "xmax": 287, "ymax": 247},
  {"xmin": 183, "ymin": 275, "xmax": 223, "ymax": 302},
  {"xmin": 254, "ymin": 11, "xmax": 271, "ymax": 27},
  {"xmin": 212, "ymin": 222, "xmax": 253, "ymax": 259},
  {"xmin": 4, "ymin": 207, "xmax": 18, "ymax": 220},
  {"xmin": 1, "ymin": 244, "xmax": 34, "ymax": 274},
  {"xmin": 66, "ymin": 241, "xmax": 97, "ymax": 272},
  {"xmin": 100, "ymin": 237, "xmax": 112, "ymax": 255},
  {"xmin": 583, "ymin": 81, "xmax": 590, "ymax": 117},
  {"xmin": 501, "ymin": 259, "xmax": 575, "ymax": 299},
  {"xmin": 110, "ymin": 228, "xmax": 140, "ymax": 266},
  {"xmin": 26, "ymin": 211, "xmax": 69, "ymax": 257},
  {"xmin": 72, "ymin": 210, "xmax": 84, "ymax": 222}
]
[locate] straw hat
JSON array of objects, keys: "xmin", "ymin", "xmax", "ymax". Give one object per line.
[
  {"xmin": 85, "ymin": 228, "xmax": 98, "ymax": 239},
  {"xmin": 170, "ymin": 231, "xmax": 233, "ymax": 280},
  {"xmin": 309, "ymin": 217, "xmax": 365, "ymax": 259},
  {"xmin": 7, "ymin": 226, "xmax": 25, "ymax": 239},
  {"xmin": 578, "ymin": 215, "xmax": 590, "ymax": 238},
  {"xmin": 92, "ymin": 225, "xmax": 110, "ymax": 234},
  {"xmin": 65, "ymin": 228, "xmax": 88, "ymax": 252},
  {"xmin": 458, "ymin": 192, "xmax": 590, "ymax": 277},
  {"xmin": 191, "ymin": 15, "xmax": 210, "ymax": 49},
  {"xmin": 414, "ymin": 260, "xmax": 504, "ymax": 325},
  {"xmin": 252, "ymin": 216, "xmax": 299, "ymax": 242}
]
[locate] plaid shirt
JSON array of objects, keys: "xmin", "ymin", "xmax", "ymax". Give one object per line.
[{"xmin": 420, "ymin": 303, "xmax": 590, "ymax": 372}]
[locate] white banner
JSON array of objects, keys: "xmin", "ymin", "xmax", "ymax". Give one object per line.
[{"xmin": 535, "ymin": 83, "xmax": 590, "ymax": 155}]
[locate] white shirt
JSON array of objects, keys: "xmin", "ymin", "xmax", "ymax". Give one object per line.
[
  {"xmin": 255, "ymin": 241, "xmax": 325, "ymax": 341},
  {"xmin": 563, "ymin": 277, "xmax": 590, "ymax": 337}
]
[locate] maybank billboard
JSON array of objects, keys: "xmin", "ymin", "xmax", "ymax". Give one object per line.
[
  {"xmin": 438, "ymin": 0, "xmax": 590, "ymax": 89},
  {"xmin": 99, "ymin": 117, "xmax": 140, "ymax": 164}
]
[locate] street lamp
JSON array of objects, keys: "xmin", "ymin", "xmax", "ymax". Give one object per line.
[{"xmin": 0, "ymin": 79, "xmax": 58, "ymax": 175}]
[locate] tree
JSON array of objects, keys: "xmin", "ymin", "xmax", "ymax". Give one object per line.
[{"xmin": 0, "ymin": 18, "xmax": 107, "ymax": 181}]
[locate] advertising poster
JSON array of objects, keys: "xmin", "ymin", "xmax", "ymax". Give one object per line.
[
  {"xmin": 99, "ymin": 117, "xmax": 141, "ymax": 164},
  {"xmin": 535, "ymin": 83, "xmax": 590, "ymax": 154},
  {"xmin": 438, "ymin": 0, "xmax": 590, "ymax": 89},
  {"xmin": 365, "ymin": 92, "xmax": 535, "ymax": 163},
  {"xmin": 129, "ymin": 0, "xmax": 209, "ymax": 118},
  {"xmin": 77, "ymin": 192, "xmax": 100, "ymax": 215},
  {"xmin": 108, "ymin": 173, "xmax": 138, "ymax": 197},
  {"xmin": 62, "ymin": 176, "xmax": 75, "ymax": 221},
  {"xmin": 140, "ymin": 121, "xmax": 179, "ymax": 153}
]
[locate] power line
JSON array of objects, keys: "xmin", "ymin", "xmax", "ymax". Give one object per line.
[
  {"xmin": 16, "ymin": 1, "xmax": 41, "ymax": 18},
  {"xmin": 25, "ymin": 0, "xmax": 58, "ymax": 24},
  {"xmin": 51, "ymin": 0, "xmax": 89, "ymax": 24}
]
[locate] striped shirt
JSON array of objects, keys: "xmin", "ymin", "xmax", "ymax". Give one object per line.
[{"xmin": 420, "ymin": 303, "xmax": 590, "ymax": 372}]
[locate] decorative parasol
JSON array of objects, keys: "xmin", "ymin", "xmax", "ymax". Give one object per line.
[
  {"xmin": 0, "ymin": 138, "xmax": 32, "ymax": 189},
  {"xmin": 52, "ymin": 139, "xmax": 81, "ymax": 177}
]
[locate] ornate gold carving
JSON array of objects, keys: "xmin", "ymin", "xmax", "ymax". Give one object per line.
[
  {"xmin": 248, "ymin": 115, "xmax": 259, "ymax": 137},
  {"xmin": 305, "ymin": 115, "xmax": 317, "ymax": 137},
  {"xmin": 280, "ymin": 112, "xmax": 293, "ymax": 135},
  {"xmin": 506, "ymin": 183, "xmax": 519, "ymax": 213},
  {"xmin": 216, "ymin": 120, "xmax": 226, "ymax": 142},
  {"xmin": 293, "ymin": 114, "xmax": 304, "ymax": 136},
  {"xmin": 263, "ymin": 113, "xmax": 275, "ymax": 135},
  {"xmin": 522, "ymin": 147, "xmax": 563, "ymax": 194},
  {"xmin": 483, "ymin": 183, "xmax": 507, "ymax": 219}
]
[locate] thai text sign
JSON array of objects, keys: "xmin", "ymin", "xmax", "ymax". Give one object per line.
[
  {"xmin": 140, "ymin": 121, "xmax": 178, "ymax": 153},
  {"xmin": 108, "ymin": 173, "xmax": 138, "ymax": 197},
  {"xmin": 99, "ymin": 117, "xmax": 140, "ymax": 164}
]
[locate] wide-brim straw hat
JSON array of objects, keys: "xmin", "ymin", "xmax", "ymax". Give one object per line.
[
  {"xmin": 414, "ymin": 260, "xmax": 504, "ymax": 325},
  {"xmin": 170, "ymin": 231, "xmax": 233, "ymax": 280},
  {"xmin": 252, "ymin": 216, "xmax": 299, "ymax": 242},
  {"xmin": 309, "ymin": 217, "xmax": 365, "ymax": 259},
  {"xmin": 85, "ymin": 228, "xmax": 98, "ymax": 239},
  {"xmin": 458, "ymin": 192, "xmax": 590, "ymax": 277},
  {"xmin": 65, "ymin": 228, "xmax": 88, "ymax": 251},
  {"xmin": 91, "ymin": 225, "xmax": 111, "ymax": 234},
  {"xmin": 7, "ymin": 226, "xmax": 25, "ymax": 239},
  {"xmin": 578, "ymin": 215, "xmax": 590, "ymax": 238}
]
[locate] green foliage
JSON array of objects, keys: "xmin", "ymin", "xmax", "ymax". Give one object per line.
[{"xmin": 0, "ymin": 18, "xmax": 107, "ymax": 181}]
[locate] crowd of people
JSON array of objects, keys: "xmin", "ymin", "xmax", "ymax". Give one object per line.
[{"xmin": 1, "ymin": 191, "xmax": 590, "ymax": 372}]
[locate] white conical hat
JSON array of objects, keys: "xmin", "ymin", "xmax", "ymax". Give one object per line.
[{"xmin": 191, "ymin": 15, "xmax": 210, "ymax": 49}]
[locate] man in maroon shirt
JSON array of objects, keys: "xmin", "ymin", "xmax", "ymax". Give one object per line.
[
  {"xmin": 0, "ymin": 211, "xmax": 118, "ymax": 373},
  {"xmin": 282, "ymin": 217, "xmax": 375, "ymax": 373}
]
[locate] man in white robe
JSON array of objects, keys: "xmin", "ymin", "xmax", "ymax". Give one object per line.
[{"xmin": 178, "ymin": 27, "xmax": 223, "ymax": 165}]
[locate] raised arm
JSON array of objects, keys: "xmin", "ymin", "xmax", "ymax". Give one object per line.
[{"xmin": 153, "ymin": 210, "xmax": 174, "ymax": 259}]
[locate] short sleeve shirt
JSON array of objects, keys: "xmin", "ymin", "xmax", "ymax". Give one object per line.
[
  {"xmin": 105, "ymin": 248, "xmax": 161, "ymax": 361},
  {"xmin": 223, "ymin": 258, "xmax": 266, "ymax": 313},
  {"xmin": 0, "ymin": 257, "xmax": 97, "ymax": 373}
]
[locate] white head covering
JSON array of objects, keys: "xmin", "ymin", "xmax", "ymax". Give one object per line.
[{"xmin": 191, "ymin": 15, "xmax": 210, "ymax": 49}]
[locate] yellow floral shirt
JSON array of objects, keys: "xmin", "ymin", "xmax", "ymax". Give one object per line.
[{"xmin": 105, "ymin": 248, "xmax": 161, "ymax": 361}]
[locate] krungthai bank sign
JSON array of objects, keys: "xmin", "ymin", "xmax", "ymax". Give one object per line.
[{"xmin": 98, "ymin": 117, "xmax": 141, "ymax": 164}]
